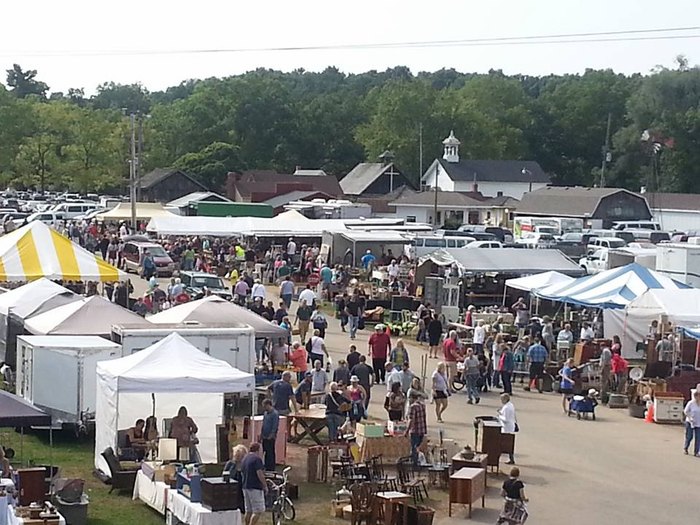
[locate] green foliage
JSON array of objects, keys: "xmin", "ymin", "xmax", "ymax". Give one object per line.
[{"xmin": 2, "ymin": 63, "xmax": 700, "ymax": 194}]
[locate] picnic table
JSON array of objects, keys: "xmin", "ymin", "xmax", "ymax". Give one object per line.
[{"xmin": 289, "ymin": 406, "xmax": 327, "ymax": 446}]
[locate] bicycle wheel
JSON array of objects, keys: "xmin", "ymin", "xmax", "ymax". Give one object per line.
[
  {"xmin": 280, "ymin": 497, "xmax": 295, "ymax": 521},
  {"xmin": 451, "ymin": 375, "xmax": 465, "ymax": 391}
]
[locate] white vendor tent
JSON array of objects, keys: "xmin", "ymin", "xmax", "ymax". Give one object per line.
[
  {"xmin": 148, "ymin": 296, "xmax": 288, "ymax": 339},
  {"xmin": 504, "ymin": 271, "xmax": 575, "ymax": 293},
  {"xmin": 96, "ymin": 202, "xmax": 176, "ymax": 221},
  {"xmin": 534, "ymin": 263, "xmax": 690, "ymax": 309},
  {"xmin": 24, "ymin": 295, "xmax": 150, "ymax": 336},
  {"xmin": 0, "ymin": 221, "xmax": 125, "ymax": 282},
  {"xmin": 604, "ymin": 288, "xmax": 700, "ymax": 358},
  {"xmin": 94, "ymin": 333, "xmax": 254, "ymax": 472}
]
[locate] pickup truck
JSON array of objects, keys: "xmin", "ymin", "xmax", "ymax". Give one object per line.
[{"xmin": 580, "ymin": 247, "xmax": 656, "ymax": 275}]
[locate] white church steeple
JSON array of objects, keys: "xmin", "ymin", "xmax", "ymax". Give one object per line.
[{"xmin": 442, "ymin": 130, "xmax": 460, "ymax": 163}]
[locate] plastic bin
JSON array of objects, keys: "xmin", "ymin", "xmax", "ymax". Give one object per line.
[{"xmin": 52, "ymin": 494, "xmax": 88, "ymax": 525}]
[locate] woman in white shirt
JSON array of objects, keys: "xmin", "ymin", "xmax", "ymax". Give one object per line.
[
  {"xmin": 498, "ymin": 393, "xmax": 517, "ymax": 464},
  {"xmin": 431, "ymin": 362, "xmax": 450, "ymax": 423},
  {"xmin": 683, "ymin": 390, "xmax": 700, "ymax": 456}
]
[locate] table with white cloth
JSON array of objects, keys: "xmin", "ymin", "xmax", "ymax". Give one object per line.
[
  {"xmin": 166, "ymin": 490, "xmax": 242, "ymax": 525},
  {"xmin": 133, "ymin": 470, "xmax": 170, "ymax": 515},
  {"xmin": 6, "ymin": 506, "xmax": 66, "ymax": 525}
]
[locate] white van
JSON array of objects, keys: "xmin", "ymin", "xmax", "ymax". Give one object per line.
[
  {"xmin": 27, "ymin": 211, "xmax": 65, "ymax": 225},
  {"xmin": 612, "ymin": 221, "xmax": 660, "ymax": 231},
  {"xmin": 586, "ymin": 237, "xmax": 626, "ymax": 251},
  {"xmin": 409, "ymin": 235, "xmax": 476, "ymax": 258},
  {"xmin": 50, "ymin": 202, "xmax": 100, "ymax": 219}
]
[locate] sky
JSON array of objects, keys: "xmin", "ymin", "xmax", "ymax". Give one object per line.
[{"xmin": 2, "ymin": 0, "xmax": 700, "ymax": 94}]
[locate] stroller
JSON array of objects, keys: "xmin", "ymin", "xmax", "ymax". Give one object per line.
[{"xmin": 568, "ymin": 389, "xmax": 599, "ymax": 420}]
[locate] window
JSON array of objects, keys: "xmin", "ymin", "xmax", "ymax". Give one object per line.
[
  {"xmin": 424, "ymin": 239, "xmax": 443, "ymax": 248},
  {"xmin": 406, "ymin": 216, "xmax": 416, "ymax": 223}
]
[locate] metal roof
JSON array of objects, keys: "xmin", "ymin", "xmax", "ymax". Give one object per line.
[
  {"xmin": 515, "ymin": 186, "xmax": 649, "ymax": 218},
  {"xmin": 340, "ymin": 163, "xmax": 392, "ymax": 195},
  {"xmin": 167, "ymin": 191, "xmax": 231, "ymax": 208}
]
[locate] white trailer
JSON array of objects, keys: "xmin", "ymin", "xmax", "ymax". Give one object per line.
[
  {"xmin": 111, "ymin": 323, "xmax": 256, "ymax": 374},
  {"xmin": 15, "ymin": 335, "xmax": 122, "ymax": 432},
  {"xmin": 656, "ymin": 240, "xmax": 700, "ymax": 287}
]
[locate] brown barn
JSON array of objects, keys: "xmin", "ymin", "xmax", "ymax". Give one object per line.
[{"xmin": 139, "ymin": 169, "xmax": 209, "ymax": 203}]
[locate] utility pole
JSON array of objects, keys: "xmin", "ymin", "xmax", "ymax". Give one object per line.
[
  {"xmin": 136, "ymin": 114, "xmax": 144, "ymax": 201},
  {"xmin": 129, "ymin": 113, "xmax": 137, "ymax": 231},
  {"xmin": 600, "ymin": 112, "xmax": 612, "ymax": 187},
  {"xmin": 419, "ymin": 122, "xmax": 423, "ymax": 188},
  {"xmin": 433, "ymin": 183, "xmax": 439, "ymax": 230}
]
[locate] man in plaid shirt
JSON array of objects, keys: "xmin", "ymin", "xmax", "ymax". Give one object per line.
[
  {"xmin": 526, "ymin": 336, "xmax": 549, "ymax": 393},
  {"xmin": 406, "ymin": 392, "xmax": 427, "ymax": 465}
]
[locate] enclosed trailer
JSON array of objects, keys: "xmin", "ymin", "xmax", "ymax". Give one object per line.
[
  {"xmin": 15, "ymin": 335, "xmax": 122, "ymax": 432},
  {"xmin": 111, "ymin": 323, "xmax": 256, "ymax": 374}
]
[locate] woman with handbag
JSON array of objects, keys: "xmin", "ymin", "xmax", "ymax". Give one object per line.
[
  {"xmin": 384, "ymin": 381, "xmax": 406, "ymax": 422},
  {"xmin": 325, "ymin": 382, "xmax": 351, "ymax": 443}
]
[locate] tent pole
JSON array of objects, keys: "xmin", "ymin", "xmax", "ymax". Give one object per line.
[
  {"xmin": 49, "ymin": 427, "xmax": 53, "ymax": 479},
  {"xmin": 502, "ymin": 286, "xmax": 507, "ymax": 306},
  {"xmin": 20, "ymin": 427, "xmax": 23, "ymax": 466}
]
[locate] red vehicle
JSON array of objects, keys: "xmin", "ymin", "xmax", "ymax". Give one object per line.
[{"xmin": 121, "ymin": 241, "xmax": 175, "ymax": 277}]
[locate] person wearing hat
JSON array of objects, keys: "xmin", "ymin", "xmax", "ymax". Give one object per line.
[
  {"xmin": 559, "ymin": 358, "xmax": 576, "ymax": 414},
  {"xmin": 368, "ymin": 324, "xmax": 391, "ymax": 384},
  {"xmin": 360, "ymin": 249, "xmax": 376, "ymax": 272},
  {"xmin": 251, "ymin": 278, "xmax": 266, "ymax": 301},
  {"xmin": 347, "ymin": 375, "xmax": 367, "ymax": 425}
]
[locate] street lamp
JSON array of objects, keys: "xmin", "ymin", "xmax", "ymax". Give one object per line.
[{"xmin": 521, "ymin": 168, "xmax": 532, "ymax": 193}]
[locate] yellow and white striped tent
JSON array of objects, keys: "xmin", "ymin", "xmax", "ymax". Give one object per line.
[{"xmin": 0, "ymin": 221, "xmax": 125, "ymax": 282}]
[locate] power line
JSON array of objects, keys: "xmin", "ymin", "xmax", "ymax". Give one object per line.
[{"xmin": 1, "ymin": 26, "xmax": 699, "ymax": 58}]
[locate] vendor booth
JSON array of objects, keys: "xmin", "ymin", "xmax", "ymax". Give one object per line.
[
  {"xmin": 96, "ymin": 202, "xmax": 176, "ymax": 222},
  {"xmin": 0, "ymin": 279, "xmax": 80, "ymax": 368},
  {"xmin": 24, "ymin": 295, "xmax": 150, "ymax": 336},
  {"xmin": 0, "ymin": 221, "xmax": 125, "ymax": 282},
  {"xmin": 321, "ymin": 230, "xmax": 411, "ymax": 267},
  {"xmin": 504, "ymin": 271, "xmax": 575, "ymax": 294},
  {"xmin": 95, "ymin": 333, "xmax": 254, "ymax": 475},
  {"xmin": 148, "ymin": 296, "xmax": 288, "ymax": 339},
  {"xmin": 605, "ymin": 289, "xmax": 700, "ymax": 359}
]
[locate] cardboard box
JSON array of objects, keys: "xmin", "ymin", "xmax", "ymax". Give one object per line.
[
  {"xmin": 356, "ymin": 423, "xmax": 384, "ymax": 438},
  {"xmin": 387, "ymin": 420, "xmax": 408, "ymax": 436}
]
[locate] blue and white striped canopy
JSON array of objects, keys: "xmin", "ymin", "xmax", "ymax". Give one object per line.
[
  {"xmin": 681, "ymin": 326, "xmax": 700, "ymax": 340},
  {"xmin": 534, "ymin": 263, "xmax": 691, "ymax": 309}
]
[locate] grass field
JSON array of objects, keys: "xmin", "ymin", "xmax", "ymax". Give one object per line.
[{"xmin": 8, "ymin": 428, "xmax": 342, "ymax": 525}]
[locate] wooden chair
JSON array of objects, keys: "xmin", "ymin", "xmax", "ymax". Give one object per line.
[
  {"xmin": 100, "ymin": 447, "xmax": 138, "ymax": 494},
  {"xmin": 349, "ymin": 482, "xmax": 375, "ymax": 525},
  {"xmin": 396, "ymin": 457, "xmax": 428, "ymax": 504},
  {"xmin": 369, "ymin": 455, "xmax": 398, "ymax": 492}
]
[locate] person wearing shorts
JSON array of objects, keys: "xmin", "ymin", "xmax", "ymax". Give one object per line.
[
  {"xmin": 241, "ymin": 443, "xmax": 267, "ymax": 525},
  {"xmin": 431, "ymin": 362, "xmax": 449, "ymax": 423},
  {"xmin": 559, "ymin": 358, "xmax": 575, "ymax": 414}
]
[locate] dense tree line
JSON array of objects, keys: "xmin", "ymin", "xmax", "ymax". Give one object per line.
[{"xmin": 1, "ymin": 61, "xmax": 700, "ymax": 194}]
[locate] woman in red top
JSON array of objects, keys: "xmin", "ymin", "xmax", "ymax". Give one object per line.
[
  {"xmin": 611, "ymin": 351, "xmax": 628, "ymax": 394},
  {"xmin": 288, "ymin": 341, "xmax": 308, "ymax": 382}
]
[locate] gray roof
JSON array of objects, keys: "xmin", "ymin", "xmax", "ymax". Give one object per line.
[
  {"xmin": 340, "ymin": 163, "xmax": 394, "ymax": 195},
  {"xmin": 263, "ymin": 190, "xmax": 321, "ymax": 209},
  {"xmin": 293, "ymin": 169, "xmax": 328, "ymax": 177},
  {"xmin": 644, "ymin": 192, "xmax": 700, "ymax": 211},
  {"xmin": 421, "ymin": 248, "xmax": 584, "ymax": 276},
  {"xmin": 389, "ymin": 189, "xmax": 514, "ymax": 208},
  {"xmin": 432, "ymin": 159, "xmax": 549, "ymax": 183},
  {"xmin": 167, "ymin": 191, "xmax": 231, "ymax": 208},
  {"xmin": 515, "ymin": 186, "xmax": 647, "ymax": 217},
  {"xmin": 139, "ymin": 168, "xmax": 208, "ymax": 190}
]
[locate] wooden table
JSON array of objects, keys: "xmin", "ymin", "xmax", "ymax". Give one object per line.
[
  {"xmin": 449, "ymin": 467, "xmax": 486, "ymax": 518},
  {"xmin": 289, "ymin": 407, "xmax": 327, "ymax": 445},
  {"xmin": 375, "ymin": 491, "xmax": 411, "ymax": 525},
  {"xmin": 451, "ymin": 453, "xmax": 488, "ymax": 488},
  {"xmin": 356, "ymin": 435, "xmax": 411, "ymax": 462}
]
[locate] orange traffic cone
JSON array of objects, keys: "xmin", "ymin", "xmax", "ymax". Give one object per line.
[{"xmin": 645, "ymin": 403, "xmax": 655, "ymax": 423}]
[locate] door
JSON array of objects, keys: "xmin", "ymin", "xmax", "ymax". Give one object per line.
[{"xmin": 208, "ymin": 336, "xmax": 243, "ymax": 371}]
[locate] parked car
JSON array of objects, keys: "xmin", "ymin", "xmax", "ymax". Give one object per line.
[
  {"xmin": 458, "ymin": 225, "xmax": 514, "ymax": 244},
  {"xmin": 121, "ymin": 241, "xmax": 175, "ymax": 276},
  {"xmin": 179, "ymin": 271, "xmax": 232, "ymax": 300},
  {"xmin": 409, "ymin": 235, "xmax": 476, "ymax": 258},
  {"xmin": 624, "ymin": 229, "xmax": 671, "ymax": 244},
  {"xmin": 26, "ymin": 211, "xmax": 65, "ymax": 225},
  {"xmin": 515, "ymin": 232, "xmax": 557, "ymax": 249},
  {"xmin": 557, "ymin": 232, "xmax": 585, "ymax": 246},
  {"xmin": 612, "ymin": 220, "xmax": 660, "ymax": 231},
  {"xmin": 465, "ymin": 240, "xmax": 503, "ymax": 249},
  {"xmin": 586, "ymin": 237, "xmax": 627, "ymax": 252}
]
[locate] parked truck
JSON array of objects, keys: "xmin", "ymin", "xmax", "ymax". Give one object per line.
[
  {"xmin": 579, "ymin": 247, "xmax": 656, "ymax": 275},
  {"xmin": 15, "ymin": 335, "xmax": 122, "ymax": 432},
  {"xmin": 111, "ymin": 324, "xmax": 257, "ymax": 374}
]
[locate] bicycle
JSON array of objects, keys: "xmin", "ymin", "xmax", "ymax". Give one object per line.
[{"xmin": 269, "ymin": 466, "xmax": 295, "ymax": 525}]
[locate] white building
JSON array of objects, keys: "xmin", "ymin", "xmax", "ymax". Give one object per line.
[
  {"xmin": 421, "ymin": 131, "xmax": 550, "ymax": 200},
  {"xmin": 645, "ymin": 192, "xmax": 700, "ymax": 232}
]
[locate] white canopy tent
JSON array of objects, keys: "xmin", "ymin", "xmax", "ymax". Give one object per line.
[
  {"xmin": 604, "ymin": 288, "xmax": 700, "ymax": 358},
  {"xmin": 96, "ymin": 202, "xmax": 176, "ymax": 221},
  {"xmin": 94, "ymin": 333, "xmax": 254, "ymax": 473},
  {"xmin": 504, "ymin": 271, "xmax": 575, "ymax": 293},
  {"xmin": 24, "ymin": 295, "xmax": 150, "ymax": 336}
]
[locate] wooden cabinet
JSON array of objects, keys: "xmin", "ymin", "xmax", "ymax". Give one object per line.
[
  {"xmin": 654, "ymin": 393, "xmax": 684, "ymax": 423},
  {"xmin": 200, "ymin": 477, "xmax": 241, "ymax": 511},
  {"xmin": 17, "ymin": 468, "xmax": 47, "ymax": 506},
  {"xmin": 448, "ymin": 467, "xmax": 485, "ymax": 518}
]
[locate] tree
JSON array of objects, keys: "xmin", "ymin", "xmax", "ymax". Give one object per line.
[
  {"xmin": 5, "ymin": 64, "xmax": 49, "ymax": 99},
  {"xmin": 92, "ymin": 82, "xmax": 151, "ymax": 113},
  {"xmin": 174, "ymin": 142, "xmax": 243, "ymax": 191}
]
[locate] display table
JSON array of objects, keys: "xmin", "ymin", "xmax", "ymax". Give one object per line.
[
  {"xmin": 356, "ymin": 435, "xmax": 410, "ymax": 462},
  {"xmin": 376, "ymin": 491, "xmax": 411, "ymax": 525},
  {"xmin": 451, "ymin": 453, "xmax": 489, "ymax": 488},
  {"xmin": 7, "ymin": 507, "xmax": 66, "ymax": 525},
  {"xmin": 448, "ymin": 467, "xmax": 486, "ymax": 518},
  {"xmin": 133, "ymin": 470, "xmax": 169, "ymax": 515},
  {"xmin": 166, "ymin": 491, "xmax": 242, "ymax": 525},
  {"xmin": 289, "ymin": 407, "xmax": 327, "ymax": 445}
]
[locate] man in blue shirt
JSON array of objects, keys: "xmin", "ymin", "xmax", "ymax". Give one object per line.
[
  {"xmin": 268, "ymin": 372, "xmax": 297, "ymax": 416},
  {"xmin": 242, "ymin": 443, "xmax": 268, "ymax": 524},
  {"xmin": 360, "ymin": 250, "xmax": 376, "ymax": 272},
  {"xmin": 526, "ymin": 336, "xmax": 549, "ymax": 393},
  {"xmin": 279, "ymin": 275, "xmax": 295, "ymax": 308},
  {"xmin": 260, "ymin": 399, "xmax": 279, "ymax": 472}
]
